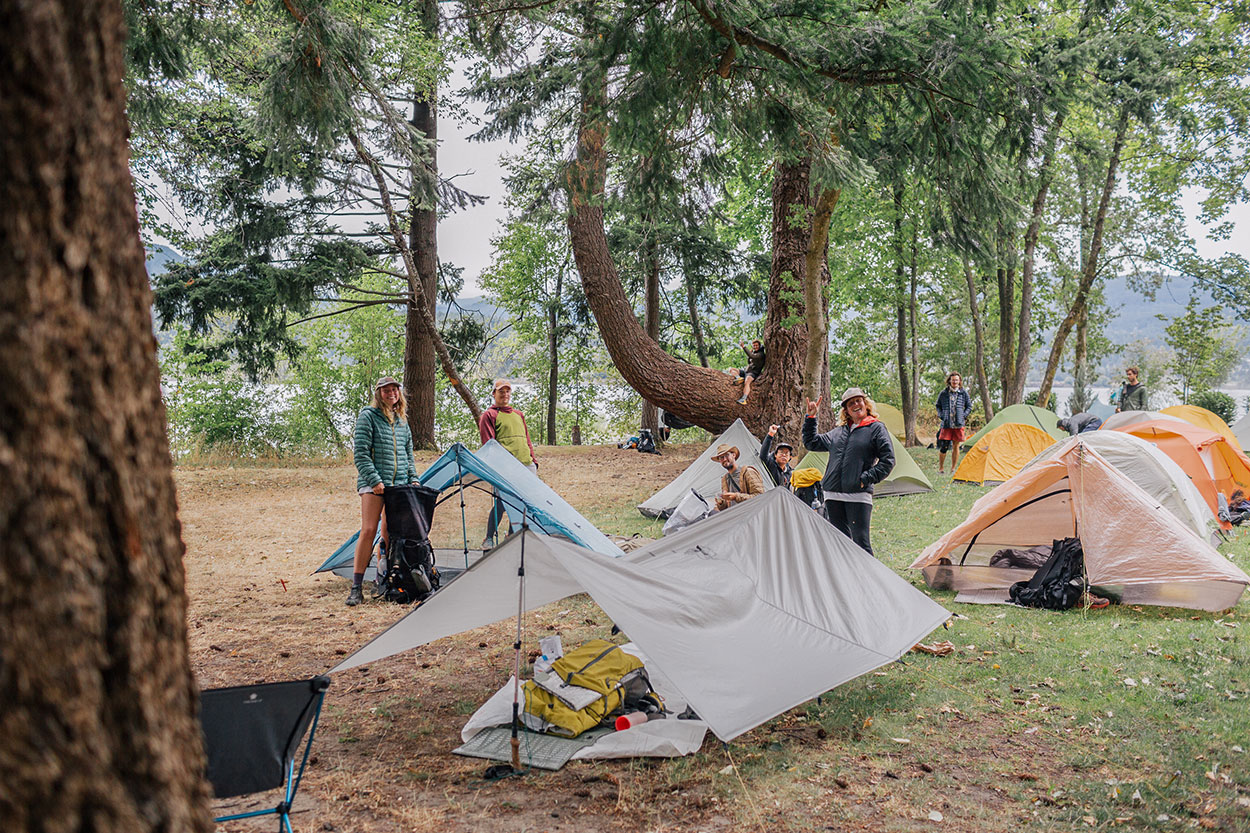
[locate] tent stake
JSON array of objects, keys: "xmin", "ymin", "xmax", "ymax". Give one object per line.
[{"xmin": 510, "ymin": 514, "xmax": 529, "ymax": 772}]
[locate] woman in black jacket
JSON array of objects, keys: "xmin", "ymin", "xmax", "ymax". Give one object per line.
[{"xmin": 802, "ymin": 388, "xmax": 895, "ymax": 556}]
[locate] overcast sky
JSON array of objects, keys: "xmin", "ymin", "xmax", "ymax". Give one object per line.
[{"xmin": 436, "ymin": 74, "xmax": 1250, "ymax": 300}]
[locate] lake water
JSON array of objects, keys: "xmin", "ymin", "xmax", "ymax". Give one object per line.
[{"xmin": 1047, "ymin": 386, "xmax": 1250, "ymax": 420}]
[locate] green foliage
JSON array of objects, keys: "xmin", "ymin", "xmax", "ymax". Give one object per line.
[
  {"xmin": 1162, "ymin": 296, "xmax": 1243, "ymax": 402},
  {"xmin": 1190, "ymin": 391, "xmax": 1236, "ymax": 425}
]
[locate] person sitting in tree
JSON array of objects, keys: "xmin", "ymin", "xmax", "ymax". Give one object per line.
[
  {"xmin": 733, "ymin": 339, "xmax": 766, "ymax": 405},
  {"xmin": 760, "ymin": 424, "xmax": 795, "ymax": 490}
]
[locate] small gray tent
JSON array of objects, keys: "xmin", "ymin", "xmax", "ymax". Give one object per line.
[{"xmin": 637, "ymin": 418, "xmax": 774, "ymax": 518}]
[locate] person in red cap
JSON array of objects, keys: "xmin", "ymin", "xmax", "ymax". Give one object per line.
[
  {"xmin": 802, "ymin": 388, "xmax": 895, "ymax": 556},
  {"xmin": 479, "ymin": 379, "xmax": 538, "ymax": 547}
]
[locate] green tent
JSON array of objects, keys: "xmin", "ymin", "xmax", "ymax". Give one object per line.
[
  {"xmin": 795, "ymin": 433, "xmax": 933, "ymax": 496},
  {"xmin": 962, "ymin": 403, "xmax": 1066, "ymax": 448}
]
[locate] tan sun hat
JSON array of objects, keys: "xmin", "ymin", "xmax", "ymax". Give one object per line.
[
  {"xmin": 492, "ymin": 378, "xmax": 512, "ymax": 393},
  {"xmin": 840, "ymin": 387, "xmax": 868, "ymax": 406},
  {"xmin": 712, "ymin": 443, "xmax": 740, "ymax": 461}
]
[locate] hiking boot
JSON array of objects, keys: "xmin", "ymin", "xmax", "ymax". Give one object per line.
[
  {"xmin": 346, "ymin": 585, "xmax": 364, "ymax": 606},
  {"xmin": 736, "ymin": 395, "xmax": 748, "ymax": 405}
]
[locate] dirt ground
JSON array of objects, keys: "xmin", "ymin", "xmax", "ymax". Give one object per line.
[{"xmin": 182, "ymin": 443, "xmax": 741, "ymax": 833}]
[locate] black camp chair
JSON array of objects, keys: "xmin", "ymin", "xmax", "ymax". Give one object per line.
[{"xmin": 200, "ymin": 676, "xmax": 331, "ymax": 832}]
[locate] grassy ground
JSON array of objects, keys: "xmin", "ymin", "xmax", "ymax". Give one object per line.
[{"xmin": 182, "ymin": 442, "xmax": 1250, "ymax": 832}]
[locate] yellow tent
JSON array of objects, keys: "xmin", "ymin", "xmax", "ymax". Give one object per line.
[
  {"xmin": 1161, "ymin": 405, "xmax": 1244, "ymax": 453},
  {"xmin": 953, "ymin": 423, "xmax": 1056, "ymax": 485}
]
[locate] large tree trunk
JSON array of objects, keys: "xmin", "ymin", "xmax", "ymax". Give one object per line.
[
  {"xmin": 563, "ymin": 79, "xmax": 832, "ymax": 434},
  {"xmin": 963, "ymin": 260, "xmax": 996, "ymax": 420},
  {"xmin": 640, "ymin": 229, "xmax": 661, "ymax": 436},
  {"xmin": 1037, "ymin": 106, "xmax": 1130, "ymax": 405},
  {"xmin": 0, "ymin": 2, "xmax": 211, "ymax": 831},
  {"xmin": 404, "ymin": 0, "xmax": 439, "ymax": 449},
  {"xmin": 802, "ymin": 185, "xmax": 839, "ymax": 404}
]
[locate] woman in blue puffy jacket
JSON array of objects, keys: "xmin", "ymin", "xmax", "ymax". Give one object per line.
[{"xmin": 346, "ymin": 376, "xmax": 416, "ymax": 606}]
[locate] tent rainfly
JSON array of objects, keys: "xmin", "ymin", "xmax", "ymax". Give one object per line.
[
  {"xmin": 1098, "ymin": 410, "xmax": 1186, "ymax": 432},
  {"xmin": 334, "ymin": 489, "xmax": 951, "ymax": 742},
  {"xmin": 1162, "ymin": 404, "xmax": 1244, "ymax": 453},
  {"xmin": 316, "ymin": 441, "xmax": 623, "ymax": 578},
  {"xmin": 1114, "ymin": 420, "xmax": 1250, "ymax": 506},
  {"xmin": 1023, "ymin": 430, "xmax": 1219, "ymax": 539},
  {"xmin": 796, "ymin": 432, "xmax": 934, "ymax": 496},
  {"xmin": 953, "ymin": 423, "xmax": 1056, "ymax": 486},
  {"xmin": 1234, "ymin": 412, "xmax": 1250, "ymax": 452},
  {"xmin": 1086, "ymin": 399, "xmax": 1116, "ymax": 421},
  {"xmin": 912, "ymin": 442, "xmax": 1250, "ymax": 612},
  {"xmin": 962, "ymin": 403, "xmax": 1067, "ymax": 448},
  {"xmin": 638, "ymin": 418, "xmax": 773, "ymax": 518}
]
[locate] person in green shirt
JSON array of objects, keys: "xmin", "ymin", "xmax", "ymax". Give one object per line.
[
  {"xmin": 478, "ymin": 379, "xmax": 539, "ymax": 547},
  {"xmin": 1116, "ymin": 366, "xmax": 1148, "ymax": 412}
]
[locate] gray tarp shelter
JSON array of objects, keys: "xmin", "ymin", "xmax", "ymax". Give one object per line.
[
  {"xmin": 333, "ymin": 489, "xmax": 950, "ymax": 742},
  {"xmin": 637, "ymin": 418, "xmax": 774, "ymax": 518}
]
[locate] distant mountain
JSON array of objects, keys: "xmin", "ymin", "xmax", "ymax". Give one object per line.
[{"xmin": 144, "ymin": 244, "xmax": 183, "ymax": 277}]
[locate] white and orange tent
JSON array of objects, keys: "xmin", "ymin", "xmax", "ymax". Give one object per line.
[
  {"xmin": 1113, "ymin": 419, "xmax": 1250, "ymax": 510},
  {"xmin": 911, "ymin": 442, "xmax": 1249, "ymax": 612}
]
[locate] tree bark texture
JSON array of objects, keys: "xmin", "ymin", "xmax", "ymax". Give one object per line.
[
  {"xmin": 1036, "ymin": 106, "xmax": 1130, "ymax": 405},
  {"xmin": 406, "ymin": 11, "xmax": 439, "ymax": 451},
  {"xmin": 563, "ymin": 81, "xmax": 831, "ymax": 435},
  {"xmin": 802, "ymin": 185, "xmax": 839, "ymax": 404},
  {"xmin": 0, "ymin": 2, "xmax": 212, "ymax": 831},
  {"xmin": 963, "ymin": 260, "xmax": 995, "ymax": 420}
]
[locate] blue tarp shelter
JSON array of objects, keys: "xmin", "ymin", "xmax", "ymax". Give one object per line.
[{"xmin": 315, "ymin": 441, "xmax": 623, "ymax": 578}]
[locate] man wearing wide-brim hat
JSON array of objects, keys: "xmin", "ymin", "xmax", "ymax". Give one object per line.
[{"xmin": 712, "ymin": 442, "xmax": 765, "ymax": 511}]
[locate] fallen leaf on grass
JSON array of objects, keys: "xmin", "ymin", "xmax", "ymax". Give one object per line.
[
  {"xmin": 1122, "ymin": 678, "xmax": 1137, "ymax": 687},
  {"xmin": 718, "ymin": 765, "xmax": 735, "ymax": 775},
  {"xmin": 928, "ymin": 810, "xmax": 943, "ymax": 822},
  {"xmin": 891, "ymin": 737, "xmax": 911, "ymax": 745}
]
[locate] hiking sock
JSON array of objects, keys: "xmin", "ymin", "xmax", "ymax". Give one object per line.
[{"xmin": 353, "ymin": 572, "xmax": 364, "ymax": 588}]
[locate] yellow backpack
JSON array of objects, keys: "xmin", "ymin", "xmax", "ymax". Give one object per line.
[{"xmin": 521, "ymin": 640, "xmax": 655, "ymax": 738}]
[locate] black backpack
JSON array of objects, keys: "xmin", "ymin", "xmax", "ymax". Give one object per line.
[
  {"xmin": 377, "ymin": 484, "xmax": 440, "ymax": 605},
  {"xmin": 637, "ymin": 429, "xmax": 659, "ymax": 455},
  {"xmin": 1009, "ymin": 537, "xmax": 1085, "ymax": 610}
]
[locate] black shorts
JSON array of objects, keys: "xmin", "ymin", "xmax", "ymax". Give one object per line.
[
  {"xmin": 739, "ymin": 368, "xmax": 759, "ymax": 380},
  {"xmin": 937, "ymin": 437, "xmax": 954, "ymax": 452}
]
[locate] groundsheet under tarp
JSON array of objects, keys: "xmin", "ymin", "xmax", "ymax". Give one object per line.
[{"xmin": 458, "ymin": 644, "xmax": 710, "ymax": 762}]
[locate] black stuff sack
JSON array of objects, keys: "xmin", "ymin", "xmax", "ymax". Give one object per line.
[
  {"xmin": 378, "ymin": 484, "xmax": 440, "ymax": 604},
  {"xmin": 1008, "ymin": 537, "xmax": 1085, "ymax": 610}
]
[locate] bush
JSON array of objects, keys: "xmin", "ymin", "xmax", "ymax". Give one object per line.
[
  {"xmin": 1024, "ymin": 390, "xmax": 1058, "ymax": 411},
  {"xmin": 1190, "ymin": 390, "xmax": 1236, "ymax": 424}
]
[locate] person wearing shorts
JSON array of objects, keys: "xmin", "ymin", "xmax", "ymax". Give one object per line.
[
  {"xmin": 349, "ymin": 377, "xmax": 416, "ymax": 606},
  {"xmin": 935, "ymin": 372, "xmax": 972, "ymax": 474},
  {"xmin": 735, "ymin": 339, "xmax": 765, "ymax": 405}
]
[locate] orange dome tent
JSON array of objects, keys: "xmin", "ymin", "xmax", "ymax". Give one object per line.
[
  {"xmin": 1113, "ymin": 419, "xmax": 1250, "ymax": 519},
  {"xmin": 953, "ymin": 423, "xmax": 1056, "ymax": 485}
]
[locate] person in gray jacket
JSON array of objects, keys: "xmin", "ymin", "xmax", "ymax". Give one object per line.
[
  {"xmin": 1057, "ymin": 412, "xmax": 1103, "ymax": 435},
  {"xmin": 347, "ymin": 377, "xmax": 416, "ymax": 606},
  {"xmin": 802, "ymin": 388, "xmax": 895, "ymax": 556}
]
